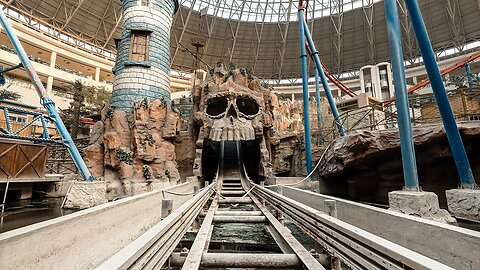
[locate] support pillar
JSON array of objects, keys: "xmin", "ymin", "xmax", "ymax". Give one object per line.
[
  {"xmin": 383, "ymin": 0, "xmax": 458, "ymax": 225},
  {"xmin": 46, "ymin": 76, "xmax": 54, "ymax": 94},
  {"xmin": 404, "ymin": 0, "xmax": 477, "ymax": 188},
  {"xmin": 384, "ymin": 0, "xmax": 419, "ymax": 190},
  {"xmin": 302, "ymin": 18, "xmax": 345, "ymax": 137},
  {"xmin": 95, "ymin": 66, "xmax": 101, "ymax": 82},
  {"xmin": 49, "ymin": 51, "xmax": 57, "ymax": 68},
  {"xmin": 298, "ymin": 6, "xmax": 313, "ymax": 174},
  {"xmin": 314, "ymin": 68, "xmax": 323, "ymax": 144}
]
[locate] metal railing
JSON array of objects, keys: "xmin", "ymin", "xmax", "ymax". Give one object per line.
[
  {"xmin": 250, "ymin": 183, "xmax": 454, "ymax": 270},
  {"xmin": 0, "ymin": 105, "xmax": 59, "ymax": 143},
  {"xmin": 312, "ymin": 88, "xmax": 480, "ymax": 145},
  {"xmin": 46, "ymin": 137, "xmax": 89, "ymax": 175}
]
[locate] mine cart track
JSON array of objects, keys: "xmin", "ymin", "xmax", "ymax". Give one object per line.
[
  {"xmin": 176, "ymin": 178, "xmax": 323, "ymax": 269},
  {"xmin": 98, "ymin": 141, "xmax": 454, "ymax": 270}
]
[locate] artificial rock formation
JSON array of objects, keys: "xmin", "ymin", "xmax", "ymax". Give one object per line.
[
  {"xmin": 85, "ymin": 99, "xmax": 181, "ymax": 199},
  {"xmin": 318, "ymin": 122, "xmax": 480, "ymax": 207},
  {"xmin": 192, "ymin": 63, "xmax": 275, "ymax": 181}
]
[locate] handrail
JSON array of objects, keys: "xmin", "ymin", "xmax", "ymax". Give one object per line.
[{"xmin": 251, "ymin": 183, "xmax": 454, "ymax": 270}]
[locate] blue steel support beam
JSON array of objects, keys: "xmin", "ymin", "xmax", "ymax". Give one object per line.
[
  {"xmin": 302, "ymin": 19, "xmax": 346, "ymax": 137},
  {"xmin": 298, "ymin": 7, "xmax": 313, "ymax": 174},
  {"xmin": 0, "ymin": 10, "xmax": 94, "ymax": 181},
  {"xmin": 384, "ymin": 0, "xmax": 419, "ymax": 189},
  {"xmin": 465, "ymin": 62, "xmax": 474, "ymax": 92},
  {"xmin": 404, "ymin": 0, "xmax": 476, "ymax": 188},
  {"xmin": 314, "ymin": 68, "xmax": 324, "ymax": 144}
]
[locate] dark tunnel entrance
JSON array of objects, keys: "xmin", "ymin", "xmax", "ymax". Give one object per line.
[{"xmin": 201, "ymin": 139, "xmax": 261, "ymax": 184}]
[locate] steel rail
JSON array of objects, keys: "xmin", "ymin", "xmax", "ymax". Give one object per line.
[
  {"xmin": 96, "ymin": 184, "xmax": 215, "ymax": 270},
  {"xmin": 250, "ymin": 184, "xmax": 454, "ymax": 270},
  {"xmin": 247, "ymin": 185, "xmax": 325, "ymax": 269}
]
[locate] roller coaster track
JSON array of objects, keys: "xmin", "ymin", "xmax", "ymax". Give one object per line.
[
  {"xmin": 384, "ymin": 50, "xmax": 480, "ymax": 104},
  {"xmin": 98, "ymin": 141, "xmax": 454, "ymax": 270}
]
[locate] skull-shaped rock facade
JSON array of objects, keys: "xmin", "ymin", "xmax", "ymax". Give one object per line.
[
  {"xmin": 205, "ymin": 85, "xmax": 264, "ymax": 141},
  {"xmin": 193, "ymin": 63, "xmax": 275, "ymax": 180}
]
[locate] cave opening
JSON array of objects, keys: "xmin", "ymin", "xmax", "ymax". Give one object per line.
[{"xmin": 201, "ymin": 139, "xmax": 261, "ymax": 184}]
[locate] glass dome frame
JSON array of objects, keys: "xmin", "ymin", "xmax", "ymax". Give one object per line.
[{"xmin": 180, "ymin": 0, "xmax": 382, "ymax": 23}]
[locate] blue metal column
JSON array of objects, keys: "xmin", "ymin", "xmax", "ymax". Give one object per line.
[
  {"xmin": 465, "ymin": 62, "xmax": 474, "ymax": 92},
  {"xmin": 384, "ymin": 0, "xmax": 419, "ymax": 189},
  {"xmin": 314, "ymin": 68, "xmax": 324, "ymax": 144},
  {"xmin": 298, "ymin": 6, "xmax": 313, "ymax": 174},
  {"xmin": 404, "ymin": 0, "xmax": 476, "ymax": 188},
  {"xmin": 302, "ymin": 20, "xmax": 346, "ymax": 136},
  {"xmin": 0, "ymin": 9, "xmax": 94, "ymax": 181}
]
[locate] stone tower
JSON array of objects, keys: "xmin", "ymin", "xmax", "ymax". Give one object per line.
[
  {"xmin": 111, "ymin": 0, "xmax": 179, "ymax": 109},
  {"xmin": 83, "ymin": 0, "xmax": 182, "ymax": 200}
]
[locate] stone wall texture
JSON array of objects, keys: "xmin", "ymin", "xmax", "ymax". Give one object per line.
[{"xmin": 111, "ymin": 0, "xmax": 177, "ymax": 109}]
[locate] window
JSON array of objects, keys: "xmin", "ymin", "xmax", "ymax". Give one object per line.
[
  {"xmin": 129, "ymin": 31, "xmax": 149, "ymax": 62},
  {"xmin": 141, "ymin": 0, "xmax": 149, "ymax": 6},
  {"xmin": 8, "ymin": 114, "xmax": 27, "ymax": 124}
]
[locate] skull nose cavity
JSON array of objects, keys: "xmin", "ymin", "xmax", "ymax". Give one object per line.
[{"xmin": 226, "ymin": 104, "xmax": 237, "ymax": 119}]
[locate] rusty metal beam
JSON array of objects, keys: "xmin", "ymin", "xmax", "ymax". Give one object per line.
[{"xmin": 170, "ymin": 253, "xmax": 301, "ymax": 268}]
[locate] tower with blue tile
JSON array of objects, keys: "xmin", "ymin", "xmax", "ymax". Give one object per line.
[{"xmin": 111, "ymin": 0, "xmax": 179, "ymax": 110}]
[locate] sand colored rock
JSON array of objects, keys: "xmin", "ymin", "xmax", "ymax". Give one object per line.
[{"xmin": 82, "ymin": 98, "xmax": 182, "ymax": 200}]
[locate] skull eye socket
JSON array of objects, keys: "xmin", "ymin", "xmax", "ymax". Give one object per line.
[
  {"xmin": 206, "ymin": 97, "xmax": 228, "ymax": 117},
  {"xmin": 236, "ymin": 97, "xmax": 259, "ymax": 116}
]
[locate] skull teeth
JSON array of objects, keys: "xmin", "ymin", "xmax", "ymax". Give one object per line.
[{"xmin": 209, "ymin": 118, "xmax": 255, "ymax": 141}]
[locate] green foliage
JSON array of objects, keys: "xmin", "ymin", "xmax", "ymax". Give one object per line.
[
  {"xmin": 141, "ymin": 98, "xmax": 148, "ymax": 109},
  {"xmin": 0, "ymin": 89, "xmax": 21, "ymax": 101},
  {"xmin": 105, "ymin": 107, "xmax": 114, "ymax": 120},
  {"xmin": 142, "ymin": 165, "xmax": 152, "ymax": 180},
  {"xmin": 145, "ymin": 133, "xmax": 155, "ymax": 145},
  {"xmin": 227, "ymin": 63, "xmax": 236, "ymax": 71},
  {"xmin": 115, "ymin": 148, "xmax": 133, "ymax": 164},
  {"xmin": 61, "ymin": 80, "xmax": 112, "ymax": 137},
  {"xmin": 215, "ymin": 60, "xmax": 223, "ymax": 67},
  {"xmin": 209, "ymin": 68, "xmax": 215, "ymax": 76},
  {"xmin": 246, "ymin": 68, "xmax": 254, "ymax": 81},
  {"xmin": 240, "ymin": 67, "xmax": 247, "ymax": 76},
  {"xmin": 203, "ymin": 84, "xmax": 210, "ymax": 95},
  {"xmin": 159, "ymin": 97, "xmax": 167, "ymax": 108}
]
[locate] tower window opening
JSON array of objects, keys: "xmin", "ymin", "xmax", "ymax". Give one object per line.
[{"xmin": 130, "ymin": 31, "xmax": 150, "ymax": 62}]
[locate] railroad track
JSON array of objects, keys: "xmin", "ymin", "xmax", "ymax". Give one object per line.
[
  {"xmin": 175, "ymin": 170, "xmax": 324, "ymax": 269},
  {"xmin": 98, "ymin": 141, "xmax": 454, "ymax": 270}
]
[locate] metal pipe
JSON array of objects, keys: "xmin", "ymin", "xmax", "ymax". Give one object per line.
[
  {"xmin": 404, "ymin": 0, "xmax": 476, "ymax": 188},
  {"xmin": 298, "ymin": 6, "xmax": 313, "ymax": 174},
  {"xmin": 384, "ymin": 0, "xmax": 420, "ymax": 189},
  {"xmin": 0, "ymin": 10, "xmax": 94, "ymax": 181},
  {"xmin": 314, "ymin": 68, "xmax": 324, "ymax": 143},
  {"xmin": 213, "ymin": 216, "xmax": 267, "ymax": 223},
  {"xmin": 465, "ymin": 62, "xmax": 474, "ymax": 92},
  {"xmin": 170, "ymin": 253, "xmax": 300, "ymax": 268},
  {"xmin": 302, "ymin": 19, "xmax": 346, "ymax": 137},
  {"xmin": 220, "ymin": 190, "xmax": 245, "ymax": 195},
  {"xmin": 219, "ymin": 197, "xmax": 252, "ymax": 204},
  {"xmin": 214, "ymin": 210, "xmax": 263, "ymax": 216}
]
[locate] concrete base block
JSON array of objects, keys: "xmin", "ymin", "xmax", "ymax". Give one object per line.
[
  {"xmin": 446, "ymin": 189, "xmax": 480, "ymax": 221},
  {"xmin": 64, "ymin": 181, "xmax": 108, "ymax": 209},
  {"xmin": 388, "ymin": 190, "xmax": 457, "ymax": 225}
]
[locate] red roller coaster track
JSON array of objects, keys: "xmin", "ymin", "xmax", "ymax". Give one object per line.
[{"xmin": 384, "ymin": 50, "xmax": 480, "ymax": 104}]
